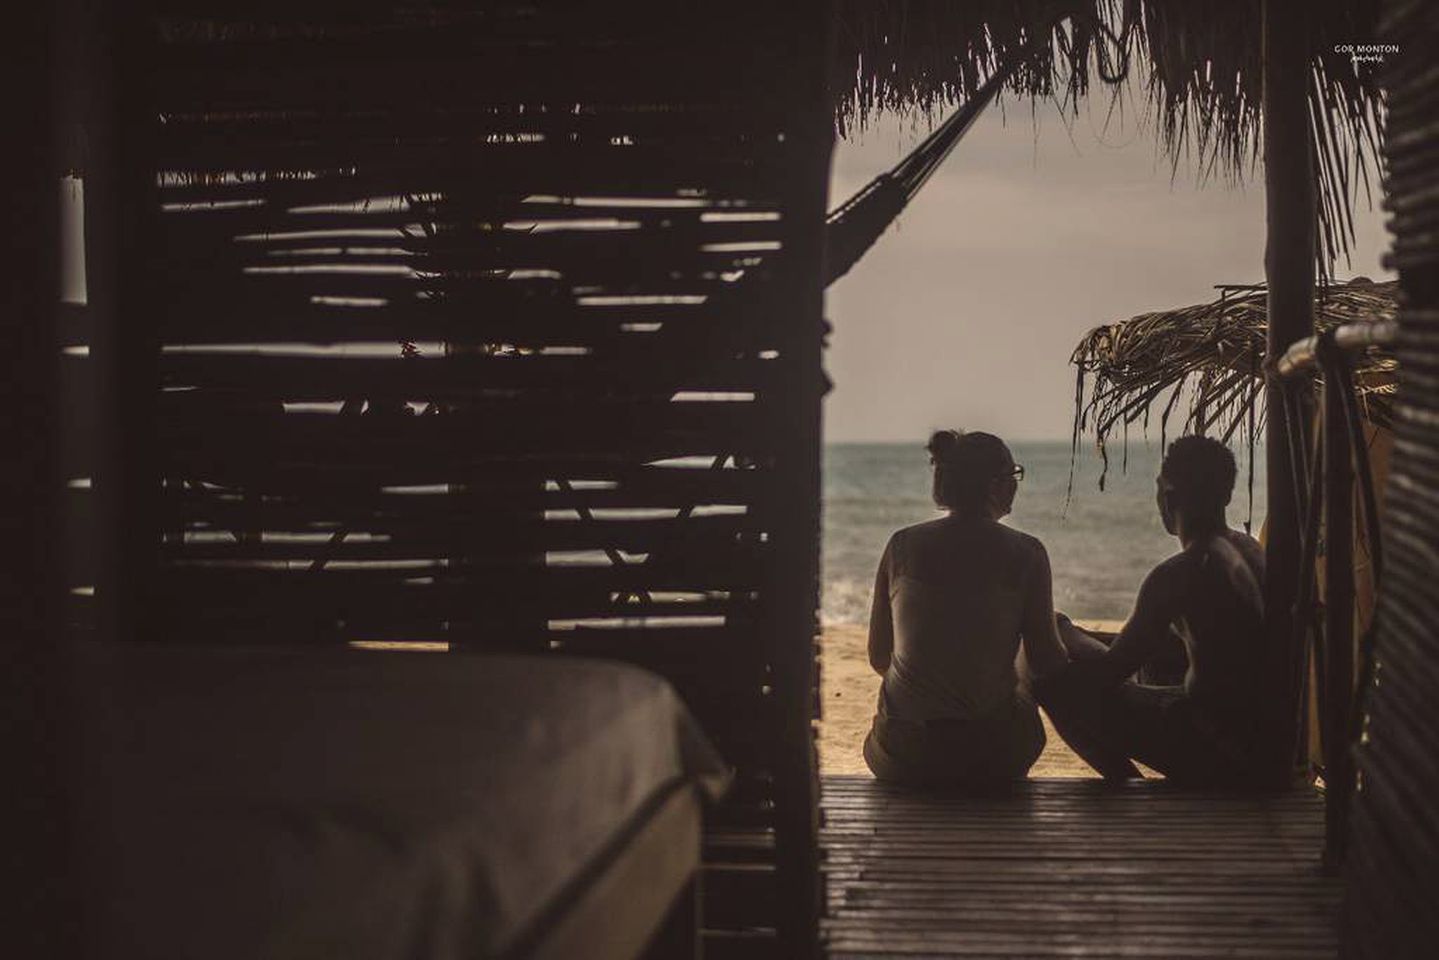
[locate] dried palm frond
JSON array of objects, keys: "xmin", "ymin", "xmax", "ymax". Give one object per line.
[
  {"xmin": 1070, "ymin": 277, "xmax": 1398, "ymax": 489},
  {"xmin": 832, "ymin": 0, "xmax": 1387, "ymax": 276}
]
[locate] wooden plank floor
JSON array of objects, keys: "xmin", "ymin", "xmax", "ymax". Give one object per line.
[{"xmin": 821, "ymin": 776, "xmax": 1340, "ymax": 959}]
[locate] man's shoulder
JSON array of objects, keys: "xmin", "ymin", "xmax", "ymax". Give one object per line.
[
  {"xmin": 1151, "ymin": 530, "xmax": 1263, "ymax": 594},
  {"xmin": 1196, "ymin": 528, "xmax": 1265, "ymax": 574},
  {"xmin": 1153, "ymin": 549, "xmax": 1195, "ymax": 574},
  {"xmin": 1222, "ymin": 528, "xmax": 1266, "ymax": 567},
  {"xmin": 1141, "ymin": 551, "xmax": 1195, "ymax": 594}
]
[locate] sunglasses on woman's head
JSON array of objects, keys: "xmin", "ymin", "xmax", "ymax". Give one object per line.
[{"xmin": 1009, "ymin": 464, "xmax": 1025, "ymax": 482}]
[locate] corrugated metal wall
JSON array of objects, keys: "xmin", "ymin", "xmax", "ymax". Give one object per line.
[{"xmin": 1344, "ymin": 2, "xmax": 1439, "ymax": 956}]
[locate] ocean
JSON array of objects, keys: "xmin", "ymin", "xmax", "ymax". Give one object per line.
[{"xmin": 821, "ymin": 440, "xmax": 1267, "ymax": 625}]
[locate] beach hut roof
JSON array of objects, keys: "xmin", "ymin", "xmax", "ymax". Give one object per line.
[
  {"xmin": 1068, "ymin": 277, "xmax": 1398, "ymax": 487},
  {"xmin": 832, "ymin": 1, "xmax": 1386, "ymax": 270}
]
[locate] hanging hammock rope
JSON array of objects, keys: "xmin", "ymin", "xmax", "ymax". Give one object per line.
[
  {"xmin": 823, "ymin": 34, "xmax": 1043, "ymax": 286},
  {"xmin": 822, "ymin": 79, "xmax": 1001, "ymax": 285},
  {"xmin": 823, "ymin": 7, "xmax": 1131, "ymax": 287}
]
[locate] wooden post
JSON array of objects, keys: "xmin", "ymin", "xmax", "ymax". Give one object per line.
[
  {"xmin": 1, "ymin": 1, "xmax": 79, "ymax": 953},
  {"xmin": 84, "ymin": 0, "xmax": 119, "ymax": 644},
  {"xmin": 89, "ymin": 0, "xmax": 160, "ymax": 645},
  {"xmin": 767, "ymin": 3, "xmax": 833, "ymax": 955},
  {"xmin": 1322, "ymin": 356, "xmax": 1355, "ymax": 866},
  {"xmin": 1262, "ymin": 0, "xmax": 1317, "ymax": 781}
]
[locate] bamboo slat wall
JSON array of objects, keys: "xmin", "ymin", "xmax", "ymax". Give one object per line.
[
  {"xmin": 106, "ymin": 3, "xmax": 831, "ymax": 955},
  {"xmin": 1344, "ymin": 2, "xmax": 1439, "ymax": 956}
]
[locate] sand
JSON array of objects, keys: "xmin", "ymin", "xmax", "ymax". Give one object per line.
[{"xmin": 818, "ymin": 621, "xmax": 1126, "ymax": 778}]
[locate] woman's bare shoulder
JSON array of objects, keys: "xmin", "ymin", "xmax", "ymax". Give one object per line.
[
  {"xmin": 889, "ymin": 516, "xmax": 949, "ymax": 544},
  {"xmin": 892, "ymin": 517, "xmax": 1047, "ymax": 559},
  {"xmin": 997, "ymin": 523, "xmax": 1047, "ymax": 557}
]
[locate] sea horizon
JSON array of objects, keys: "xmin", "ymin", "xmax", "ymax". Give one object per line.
[{"xmin": 821, "ymin": 438, "xmax": 1268, "ymax": 626}]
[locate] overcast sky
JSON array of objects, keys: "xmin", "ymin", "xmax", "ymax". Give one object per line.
[{"xmin": 823, "ymin": 93, "xmax": 1393, "ymax": 443}]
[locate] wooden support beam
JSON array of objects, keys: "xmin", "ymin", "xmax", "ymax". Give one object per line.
[
  {"xmin": 765, "ymin": 3, "xmax": 832, "ymax": 956},
  {"xmin": 1322, "ymin": 354, "xmax": 1355, "ymax": 867},
  {"xmin": 90, "ymin": 0, "xmax": 162, "ymax": 644},
  {"xmin": 1262, "ymin": 0, "xmax": 1318, "ymax": 782},
  {"xmin": 1, "ymin": 1, "xmax": 79, "ymax": 954}
]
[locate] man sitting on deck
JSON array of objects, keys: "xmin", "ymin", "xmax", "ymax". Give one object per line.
[{"xmin": 1036, "ymin": 436, "xmax": 1272, "ymax": 784}]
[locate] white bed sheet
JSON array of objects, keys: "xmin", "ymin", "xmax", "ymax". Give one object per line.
[{"xmin": 74, "ymin": 643, "xmax": 729, "ymax": 959}]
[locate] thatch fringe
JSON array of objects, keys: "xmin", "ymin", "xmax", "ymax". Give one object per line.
[
  {"xmin": 1069, "ymin": 278, "xmax": 1398, "ymax": 490},
  {"xmin": 832, "ymin": 1, "xmax": 1387, "ymax": 275}
]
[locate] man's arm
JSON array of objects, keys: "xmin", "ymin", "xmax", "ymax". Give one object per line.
[
  {"xmin": 1019, "ymin": 541, "xmax": 1069, "ymax": 679},
  {"xmin": 1094, "ymin": 560, "xmax": 1184, "ymax": 683},
  {"xmin": 867, "ymin": 539, "xmax": 894, "ymax": 675}
]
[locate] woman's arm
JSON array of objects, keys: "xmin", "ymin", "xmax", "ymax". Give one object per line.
[
  {"xmin": 1019, "ymin": 542, "xmax": 1069, "ymax": 680},
  {"xmin": 867, "ymin": 538, "xmax": 894, "ymax": 675},
  {"xmin": 1056, "ymin": 616, "xmax": 1112, "ymax": 661}
]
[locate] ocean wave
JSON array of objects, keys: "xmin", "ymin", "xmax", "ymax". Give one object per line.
[{"xmin": 821, "ymin": 577, "xmax": 873, "ymax": 626}]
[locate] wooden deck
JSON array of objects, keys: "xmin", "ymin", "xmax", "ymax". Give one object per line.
[{"xmin": 821, "ymin": 776, "xmax": 1340, "ymax": 958}]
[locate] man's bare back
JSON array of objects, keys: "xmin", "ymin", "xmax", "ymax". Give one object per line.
[{"xmin": 1036, "ymin": 437, "xmax": 1276, "ymax": 784}]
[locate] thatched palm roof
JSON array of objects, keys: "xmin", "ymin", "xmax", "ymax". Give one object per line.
[
  {"xmin": 1069, "ymin": 277, "xmax": 1398, "ymax": 487},
  {"xmin": 833, "ymin": 1, "xmax": 1386, "ymax": 271}
]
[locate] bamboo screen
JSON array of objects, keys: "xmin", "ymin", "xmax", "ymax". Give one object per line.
[
  {"xmin": 1345, "ymin": 1, "xmax": 1439, "ymax": 954},
  {"xmin": 124, "ymin": 2, "xmax": 830, "ymax": 954}
]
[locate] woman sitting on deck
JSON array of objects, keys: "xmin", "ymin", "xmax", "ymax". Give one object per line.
[{"xmin": 863, "ymin": 430, "xmax": 1070, "ymax": 786}]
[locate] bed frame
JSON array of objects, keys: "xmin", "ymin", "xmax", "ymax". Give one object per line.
[{"xmin": 517, "ymin": 781, "xmax": 703, "ymax": 960}]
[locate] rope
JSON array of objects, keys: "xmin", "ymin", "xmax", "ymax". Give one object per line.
[
  {"xmin": 823, "ymin": 4, "xmax": 1134, "ymax": 287},
  {"xmin": 822, "ymin": 49, "xmax": 1023, "ymax": 287}
]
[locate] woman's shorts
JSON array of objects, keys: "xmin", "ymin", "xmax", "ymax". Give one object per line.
[{"xmin": 863, "ymin": 691, "xmax": 1046, "ymax": 786}]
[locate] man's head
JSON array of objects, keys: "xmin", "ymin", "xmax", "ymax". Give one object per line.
[
  {"xmin": 927, "ymin": 429, "xmax": 1020, "ymax": 519},
  {"xmin": 1156, "ymin": 435, "xmax": 1237, "ymax": 535}
]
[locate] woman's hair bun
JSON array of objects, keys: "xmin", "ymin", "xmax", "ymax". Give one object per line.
[{"xmin": 926, "ymin": 429, "xmax": 964, "ymax": 463}]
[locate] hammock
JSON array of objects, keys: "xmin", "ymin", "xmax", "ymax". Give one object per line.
[{"xmin": 822, "ymin": 34, "xmax": 1053, "ymax": 286}]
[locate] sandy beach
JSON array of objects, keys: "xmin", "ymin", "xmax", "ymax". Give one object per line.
[{"xmin": 818, "ymin": 621, "xmax": 1125, "ymax": 778}]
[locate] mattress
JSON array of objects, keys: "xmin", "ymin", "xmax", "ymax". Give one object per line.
[{"xmin": 73, "ymin": 643, "xmax": 729, "ymax": 959}]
